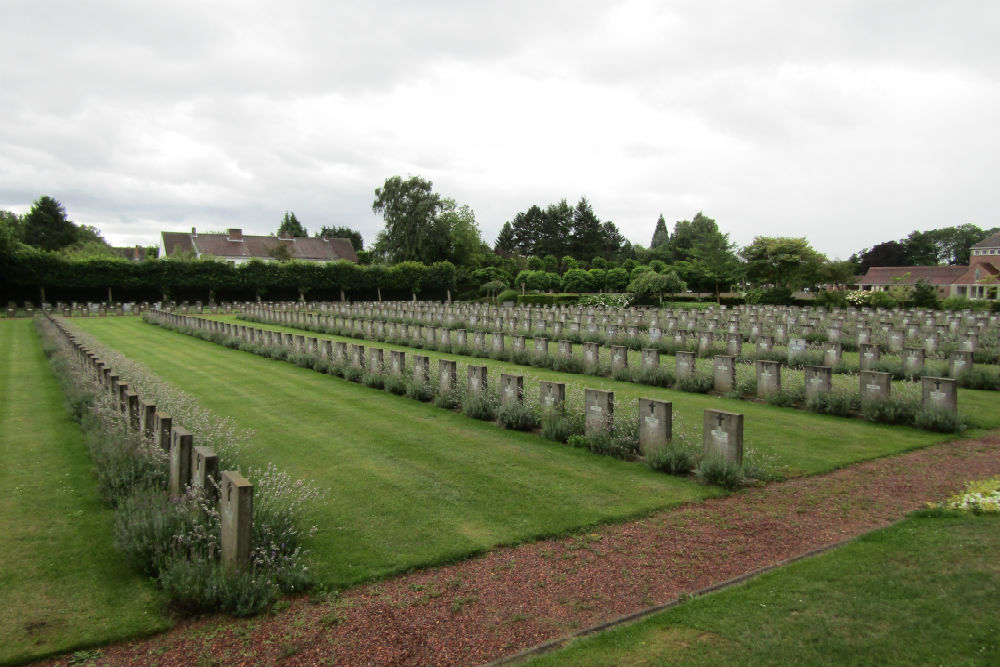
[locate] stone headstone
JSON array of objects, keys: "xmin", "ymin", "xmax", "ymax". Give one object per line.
[
  {"xmin": 787, "ymin": 338, "xmax": 807, "ymax": 363},
  {"xmin": 610, "ymin": 346, "xmax": 628, "ymax": 372},
  {"xmin": 726, "ymin": 333, "xmax": 742, "ymax": 357},
  {"xmin": 948, "ymin": 350, "xmax": 973, "ymax": 379},
  {"xmin": 823, "ymin": 342, "xmax": 843, "ymax": 367},
  {"xmin": 368, "ymin": 347, "xmax": 384, "ymax": 374},
  {"xmin": 492, "ymin": 332, "xmax": 504, "ymax": 353},
  {"xmin": 755, "ymin": 360, "xmax": 781, "ymax": 398},
  {"xmin": 584, "ymin": 389, "xmax": 613, "ymax": 435},
  {"xmin": 169, "ymin": 427, "xmax": 193, "ymax": 496},
  {"xmin": 921, "ymin": 376, "xmax": 958, "ymax": 413},
  {"xmin": 860, "ymin": 370, "xmax": 891, "ymax": 402},
  {"xmin": 540, "ymin": 381, "xmax": 566, "ymax": 409},
  {"xmin": 756, "ymin": 335, "xmax": 773, "ymax": 356},
  {"xmin": 439, "ymin": 359, "xmax": 457, "ymax": 394},
  {"xmin": 534, "ymin": 337, "xmax": 548, "ymax": 356},
  {"xmin": 350, "ymin": 344, "xmax": 365, "ymax": 368},
  {"xmin": 638, "ymin": 398, "xmax": 672, "ymax": 452},
  {"xmin": 220, "ymin": 470, "xmax": 253, "ymax": 570},
  {"xmin": 902, "ymin": 347, "xmax": 924, "ymax": 375},
  {"xmin": 703, "ymin": 409, "xmax": 743, "ymax": 464},
  {"xmin": 583, "ymin": 342, "xmax": 599, "ymax": 367},
  {"xmin": 804, "ymin": 365, "xmax": 832, "ymax": 400},
  {"xmin": 500, "ymin": 373, "xmax": 523, "ymax": 407},
  {"xmin": 676, "ymin": 350, "xmax": 696, "ymax": 379},
  {"xmin": 641, "ymin": 348, "xmax": 660, "ymax": 370},
  {"xmin": 412, "ymin": 355, "xmax": 430, "ymax": 384},
  {"xmin": 390, "ymin": 350, "xmax": 405, "ymax": 375},
  {"xmin": 713, "ymin": 355, "xmax": 736, "ymax": 392},
  {"xmin": 191, "ymin": 446, "xmax": 219, "ymax": 494},
  {"xmin": 558, "ymin": 339, "xmax": 573, "ymax": 358},
  {"xmin": 467, "ymin": 365, "xmax": 487, "ymax": 395}
]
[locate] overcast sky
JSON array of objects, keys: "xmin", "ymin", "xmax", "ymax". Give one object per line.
[{"xmin": 2, "ymin": 1, "xmax": 997, "ymax": 259}]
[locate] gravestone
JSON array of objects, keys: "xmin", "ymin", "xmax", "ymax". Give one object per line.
[
  {"xmin": 859, "ymin": 343, "xmax": 880, "ymax": 371},
  {"xmin": 455, "ymin": 329, "xmax": 467, "ymax": 347},
  {"xmin": 350, "ymin": 344, "xmax": 365, "ymax": 368},
  {"xmin": 439, "ymin": 359, "xmax": 457, "ymax": 394},
  {"xmin": 713, "ymin": 355, "xmax": 736, "ymax": 392},
  {"xmin": 902, "ymin": 347, "xmax": 924, "ymax": 375},
  {"xmin": 641, "ymin": 348, "xmax": 660, "ymax": 370},
  {"xmin": 191, "ymin": 446, "xmax": 219, "ymax": 494},
  {"xmin": 726, "ymin": 333, "xmax": 742, "ymax": 357},
  {"xmin": 412, "ymin": 355, "xmax": 430, "ymax": 384},
  {"xmin": 474, "ymin": 331, "xmax": 486, "ymax": 350},
  {"xmin": 169, "ymin": 427, "xmax": 193, "ymax": 496},
  {"xmin": 368, "ymin": 347, "xmax": 384, "ymax": 374},
  {"xmin": 610, "ymin": 346, "xmax": 628, "ymax": 372},
  {"xmin": 333, "ymin": 341, "xmax": 347, "ymax": 362},
  {"xmin": 860, "ymin": 370, "xmax": 891, "ymax": 402},
  {"xmin": 948, "ymin": 350, "xmax": 973, "ymax": 379},
  {"xmin": 676, "ymin": 350, "xmax": 696, "ymax": 379},
  {"xmin": 584, "ymin": 389, "xmax": 614, "ymax": 435},
  {"xmin": 500, "ymin": 373, "xmax": 523, "ymax": 407},
  {"xmin": 512, "ymin": 335, "xmax": 525, "ymax": 352},
  {"xmin": 467, "ymin": 365, "xmax": 487, "ymax": 395},
  {"xmin": 756, "ymin": 335, "xmax": 773, "ymax": 356},
  {"xmin": 220, "ymin": 470, "xmax": 253, "ymax": 570},
  {"xmin": 155, "ymin": 412, "xmax": 172, "ymax": 452},
  {"xmin": 558, "ymin": 340, "xmax": 573, "ymax": 358},
  {"xmin": 921, "ymin": 376, "xmax": 958, "ymax": 413},
  {"xmin": 804, "ymin": 365, "xmax": 832, "ymax": 400},
  {"xmin": 703, "ymin": 409, "xmax": 743, "ymax": 464},
  {"xmin": 540, "ymin": 381, "xmax": 566, "ymax": 409},
  {"xmin": 697, "ymin": 333, "xmax": 712, "ymax": 354},
  {"xmin": 638, "ymin": 398, "xmax": 672, "ymax": 452},
  {"xmin": 755, "ymin": 360, "xmax": 781, "ymax": 398},
  {"xmin": 140, "ymin": 399, "xmax": 157, "ymax": 439},
  {"xmin": 787, "ymin": 338, "xmax": 807, "ymax": 363},
  {"xmin": 390, "ymin": 350, "xmax": 405, "ymax": 375},
  {"xmin": 823, "ymin": 342, "xmax": 842, "ymax": 367},
  {"xmin": 492, "ymin": 332, "xmax": 504, "ymax": 353},
  {"xmin": 583, "ymin": 342, "xmax": 600, "ymax": 367}
]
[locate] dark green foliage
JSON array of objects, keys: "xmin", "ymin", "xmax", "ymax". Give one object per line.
[
  {"xmin": 635, "ymin": 366, "xmax": 675, "ymax": 388},
  {"xmin": 383, "ymin": 374, "xmax": 408, "ymax": 395},
  {"xmin": 361, "ymin": 372, "xmax": 384, "ymax": 389},
  {"xmin": 861, "ymin": 396, "xmax": 919, "ymax": 426},
  {"xmin": 913, "ymin": 408, "xmax": 965, "ymax": 433},
  {"xmin": 806, "ymin": 390, "xmax": 858, "ymax": 417},
  {"xmin": 498, "ymin": 402, "xmax": 538, "ymax": 430},
  {"xmin": 646, "ymin": 444, "xmax": 696, "ymax": 476},
  {"xmin": 158, "ymin": 557, "xmax": 276, "ymax": 617},
  {"xmin": 675, "ymin": 374, "xmax": 714, "ymax": 394},
  {"xmin": 540, "ymin": 409, "xmax": 583, "ymax": 443},
  {"xmin": 463, "ymin": 393, "xmax": 498, "ymax": 421},
  {"xmin": 695, "ymin": 456, "xmax": 743, "ymax": 490},
  {"xmin": 957, "ymin": 367, "xmax": 1000, "ymax": 390}
]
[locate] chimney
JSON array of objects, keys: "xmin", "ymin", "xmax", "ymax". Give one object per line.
[{"xmin": 228, "ymin": 228, "xmax": 243, "ymax": 241}]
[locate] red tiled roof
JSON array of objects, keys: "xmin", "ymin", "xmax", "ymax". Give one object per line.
[
  {"xmin": 858, "ymin": 266, "xmax": 968, "ymax": 286},
  {"xmin": 161, "ymin": 231, "xmax": 357, "ymax": 263},
  {"xmin": 971, "ymin": 231, "xmax": 1000, "ymax": 249}
]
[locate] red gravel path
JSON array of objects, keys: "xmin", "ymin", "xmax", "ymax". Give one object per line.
[{"xmin": 42, "ymin": 435, "xmax": 1000, "ymax": 667}]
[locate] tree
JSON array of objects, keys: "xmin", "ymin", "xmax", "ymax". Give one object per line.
[
  {"xmin": 372, "ymin": 175, "xmax": 449, "ymax": 264},
  {"xmin": 854, "ymin": 240, "xmax": 908, "ymax": 273},
  {"xmin": 494, "ymin": 221, "xmax": 517, "ymax": 255},
  {"xmin": 650, "ymin": 214, "xmax": 669, "ymax": 248},
  {"xmin": 628, "ymin": 270, "xmax": 685, "ymax": 305},
  {"xmin": 562, "ymin": 268, "xmax": 596, "ymax": 293},
  {"xmin": 605, "ymin": 267, "xmax": 630, "ymax": 291},
  {"xmin": 569, "ymin": 197, "xmax": 604, "ymax": 259},
  {"xmin": 317, "ymin": 226, "xmax": 363, "ymax": 251},
  {"xmin": 688, "ymin": 230, "xmax": 742, "ymax": 302},
  {"xmin": 438, "ymin": 199, "xmax": 486, "ymax": 267},
  {"xmin": 741, "ymin": 237, "xmax": 827, "ymax": 290},
  {"xmin": 278, "ymin": 211, "xmax": 307, "ymax": 237},
  {"xmin": 20, "ymin": 196, "xmax": 78, "ymax": 251},
  {"xmin": 665, "ymin": 212, "xmax": 719, "ymax": 263}
]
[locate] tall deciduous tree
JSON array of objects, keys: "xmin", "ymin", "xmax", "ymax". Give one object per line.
[
  {"xmin": 372, "ymin": 175, "xmax": 449, "ymax": 264},
  {"xmin": 741, "ymin": 236, "xmax": 827, "ymax": 290},
  {"xmin": 278, "ymin": 211, "xmax": 307, "ymax": 237}
]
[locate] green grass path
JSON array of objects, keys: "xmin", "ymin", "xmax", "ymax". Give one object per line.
[
  {"xmin": 0, "ymin": 320, "xmax": 169, "ymax": 665},
  {"xmin": 71, "ymin": 317, "xmax": 721, "ymax": 588}
]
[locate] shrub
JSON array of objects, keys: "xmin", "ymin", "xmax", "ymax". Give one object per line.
[
  {"xmin": 462, "ymin": 393, "xmax": 497, "ymax": 421},
  {"xmin": 158, "ymin": 558, "xmax": 276, "ymax": 617},
  {"xmin": 766, "ymin": 387, "xmax": 803, "ymax": 407},
  {"xmin": 383, "ymin": 374, "xmax": 408, "ymax": 395},
  {"xmin": 405, "ymin": 379, "xmax": 434, "ymax": 401},
  {"xmin": 361, "ymin": 372, "xmax": 384, "ymax": 389},
  {"xmin": 675, "ymin": 373, "xmax": 714, "ymax": 394},
  {"xmin": 805, "ymin": 389, "xmax": 858, "ymax": 417},
  {"xmin": 497, "ymin": 402, "xmax": 538, "ymax": 431},
  {"xmin": 646, "ymin": 443, "xmax": 696, "ymax": 476},
  {"xmin": 695, "ymin": 456, "xmax": 743, "ymax": 490},
  {"xmin": 861, "ymin": 395, "xmax": 918, "ymax": 425},
  {"xmin": 342, "ymin": 366, "xmax": 363, "ymax": 383},
  {"xmin": 540, "ymin": 409, "xmax": 583, "ymax": 443},
  {"xmin": 913, "ymin": 407, "xmax": 965, "ymax": 433},
  {"xmin": 958, "ymin": 367, "xmax": 1000, "ymax": 390},
  {"xmin": 551, "ymin": 356, "xmax": 584, "ymax": 373},
  {"xmin": 612, "ymin": 366, "xmax": 633, "ymax": 383},
  {"xmin": 635, "ymin": 366, "xmax": 675, "ymax": 388}
]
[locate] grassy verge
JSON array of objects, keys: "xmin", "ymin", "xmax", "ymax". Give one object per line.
[
  {"xmin": 0, "ymin": 319, "xmax": 169, "ymax": 664},
  {"xmin": 518, "ymin": 512, "xmax": 1000, "ymax": 667},
  {"xmin": 69, "ymin": 317, "xmax": 724, "ymax": 589}
]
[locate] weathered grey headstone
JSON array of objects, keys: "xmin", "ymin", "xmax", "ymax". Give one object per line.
[
  {"xmin": 921, "ymin": 376, "xmax": 958, "ymax": 413},
  {"xmin": 902, "ymin": 347, "xmax": 925, "ymax": 375},
  {"xmin": 583, "ymin": 342, "xmax": 599, "ymax": 367},
  {"xmin": 823, "ymin": 342, "xmax": 842, "ymax": 367},
  {"xmin": 804, "ymin": 365, "xmax": 832, "ymax": 400},
  {"xmin": 756, "ymin": 335, "xmax": 773, "ymax": 356},
  {"xmin": 859, "ymin": 343, "xmax": 880, "ymax": 371},
  {"xmin": 500, "ymin": 373, "xmax": 523, "ymax": 406},
  {"xmin": 539, "ymin": 381, "xmax": 566, "ymax": 409},
  {"xmin": 140, "ymin": 400, "xmax": 157, "ymax": 439},
  {"xmin": 333, "ymin": 341, "xmax": 347, "ymax": 362},
  {"xmin": 641, "ymin": 348, "xmax": 660, "ymax": 370},
  {"xmin": 412, "ymin": 355, "xmax": 430, "ymax": 384},
  {"xmin": 558, "ymin": 340, "xmax": 573, "ymax": 358},
  {"xmin": 610, "ymin": 346, "xmax": 628, "ymax": 372},
  {"xmin": 703, "ymin": 409, "xmax": 743, "ymax": 464},
  {"xmin": 948, "ymin": 350, "xmax": 973, "ymax": 379},
  {"xmin": 390, "ymin": 350, "xmax": 405, "ymax": 375},
  {"xmin": 220, "ymin": 470, "xmax": 253, "ymax": 570},
  {"xmin": 491, "ymin": 332, "xmax": 504, "ymax": 353},
  {"xmin": 787, "ymin": 338, "xmax": 807, "ymax": 364},
  {"xmin": 638, "ymin": 398, "xmax": 672, "ymax": 452},
  {"xmin": 191, "ymin": 445, "xmax": 219, "ymax": 495},
  {"xmin": 350, "ymin": 344, "xmax": 365, "ymax": 368},
  {"xmin": 126, "ymin": 392, "xmax": 140, "ymax": 430},
  {"xmin": 713, "ymin": 355, "xmax": 736, "ymax": 393},
  {"xmin": 860, "ymin": 370, "xmax": 891, "ymax": 402},
  {"xmin": 467, "ymin": 365, "xmax": 487, "ymax": 395},
  {"xmin": 169, "ymin": 427, "xmax": 193, "ymax": 496},
  {"xmin": 474, "ymin": 331, "xmax": 486, "ymax": 350},
  {"xmin": 512, "ymin": 335, "xmax": 525, "ymax": 352},
  {"xmin": 697, "ymin": 332, "xmax": 712, "ymax": 354},
  {"xmin": 534, "ymin": 337, "xmax": 548, "ymax": 356},
  {"xmin": 726, "ymin": 333, "xmax": 743, "ymax": 357},
  {"xmin": 155, "ymin": 412, "xmax": 172, "ymax": 452},
  {"xmin": 439, "ymin": 359, "xmax": 457, "ymax": 394},
  {"xmin": 368, "ymin": 347, "xmax": 383, "ymax": 374},
  {"xmin": 755, "ymin": 360, "xmax": 781, "ymax": 398},
  {"xmin": 584, "ymin": 389, "xmax": 613, "ymax": 435},
  {"xmin": 676, "ymin": 350, "xmax": 696, "ymax": 379}
]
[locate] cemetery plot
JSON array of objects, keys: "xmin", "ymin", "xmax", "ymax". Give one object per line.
[
  {"xmin": 71, "ymin": 317, "xmax": 721, "ymax": 588},
  {"xmin": 0, "ymin": 320, "xmax": 168, "ymax": 665},
  {"xmin": 185, "ymin": 313, "xmax": 994, "ymax": 473}
]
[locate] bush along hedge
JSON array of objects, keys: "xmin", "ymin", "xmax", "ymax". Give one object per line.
[
  {"xmin": 234, "ymin": 310, "xmax": 971, "ymax": 433},
  {"xmin": 144, "ymin": 311, "xmax": 782, "ymax": 488},
  {"xmin": 37, "ymin": 315, "xmax": 324, "ymax": 616}
]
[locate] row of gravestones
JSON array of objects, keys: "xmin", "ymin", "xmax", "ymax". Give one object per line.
[
  {"xmin": 252, "ymin": 302, "xmax": 994, "ymax": 359},
  {"xmin": 149, "ymin": 310, "xmax": 749, "ymax": 464},
  {"xmin": 46, "ymin": 313, "xmax": 253, "ymax": 569},
  {"xmin": 244, "ymin": 306, "xmax": 978, "ymax": 385}
]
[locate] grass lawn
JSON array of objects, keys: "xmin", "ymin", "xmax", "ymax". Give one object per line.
[
  {"xmin": 0, "ymin": 320, "xmax": 170, "ymax": 665},
  {"xmin": 70, "ymin": 317, "xmax": 723, "ymax": 589},
  {"xmin": 204, "ymin": 314, "xmax": 988, "ymax": 475},
  {"xmin": 518, "ymin": 512, "xmax": 1000, "ymax": 667}
]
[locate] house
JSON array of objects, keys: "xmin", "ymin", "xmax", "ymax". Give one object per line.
[
  {"xmin": 159, "ymin": 228, "xmax": 358, "ymax": 265},
  {"xmin": 856, "ymin": 231, "xmax": 1000, "ymax": 300}
]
